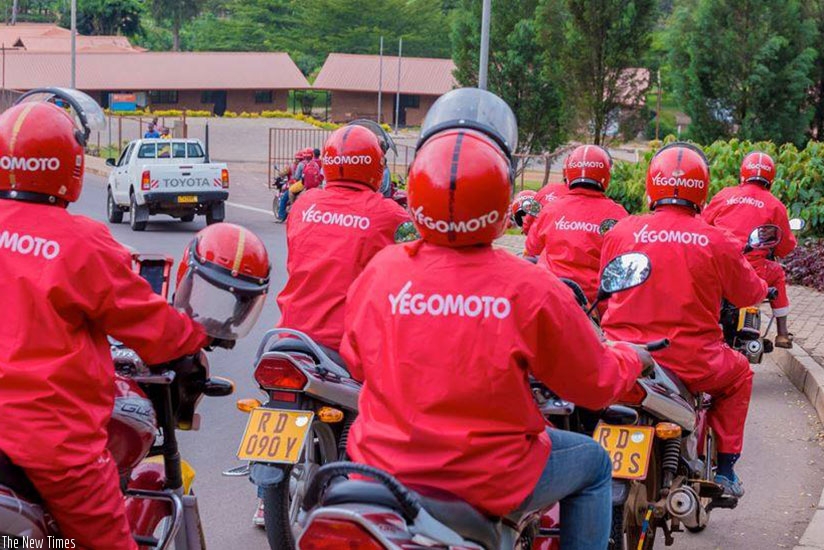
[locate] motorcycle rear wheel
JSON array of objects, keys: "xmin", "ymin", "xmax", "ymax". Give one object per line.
[
  {"xmin": 624, "ymin": 444, "xmax": 660, "ymax": 550},
  {"xmin": 263, "ymin": 422, "xmax": 338, "ymax": 550}
]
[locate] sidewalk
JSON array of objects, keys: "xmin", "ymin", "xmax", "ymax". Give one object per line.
[{"xmin": 495, "ymin": 232, "xmax": 824, "ymax": 549}]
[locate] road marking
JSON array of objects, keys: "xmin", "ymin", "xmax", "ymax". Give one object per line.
[{"xmin": 226, "ymin": 201, "xmax": 273, "ymax": 216}]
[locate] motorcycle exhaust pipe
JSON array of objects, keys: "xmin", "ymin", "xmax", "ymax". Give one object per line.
[{"xmin": 665, "ymin": 486, "xmax": 706, "ymax": 529}]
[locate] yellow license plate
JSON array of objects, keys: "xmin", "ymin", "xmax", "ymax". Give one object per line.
[
  {"xmin": 177, "ymin": 195, "xmax": 198, "ymax": 203},
  {"xmin": 237, "ymin": 409, "xmax": 314, "ymax": 464},
  {"xmin": 593, "ymin": 423, "xmax": 655, "ymax": 480}
]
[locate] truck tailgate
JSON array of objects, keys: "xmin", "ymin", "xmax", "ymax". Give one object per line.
[{"xmin": 143, "ymin": 164, "xmax": 228, "ymax": 193}]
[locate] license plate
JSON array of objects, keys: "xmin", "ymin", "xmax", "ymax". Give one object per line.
[
  {"xmin": 237, "ymin": 409, "xmax": 314, "ymax": 464},
  {"xmin": 177, "ymin": 195, "xmax": 198, "ymax": 203},
  {"xmin": 593, "ymin": 423, "xmax": 655, "ymax": 480}
]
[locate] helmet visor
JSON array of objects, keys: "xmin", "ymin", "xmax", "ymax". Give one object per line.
[
  {"xmin": 347, "ymin": 119, "xmax": 397, "ymax": 154},
  {"xmin": 16, "ymin": 87, "xmax": 107, "ymax": 140},
  {"xmin": 419, "ymin": 88, "xmax": 518, "ymax": 157},
  {"xmin": 174, "ymin": 268, "xmax": 267, "ymax": 340}
]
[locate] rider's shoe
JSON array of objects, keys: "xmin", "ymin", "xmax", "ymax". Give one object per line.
[
  {"xmin": 775, "ymin": 334, "xmax": 793, "ymax": 349},
  {"xmin": 715, "ymin": 474, "xmax": 745, "ymax": 498},
  {"xmin": 253, "ymin": 499, "xmax": 265, "ymax": 528}
]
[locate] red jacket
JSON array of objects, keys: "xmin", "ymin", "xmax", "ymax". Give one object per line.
[
  {"xmin": 535, "ymin": 183, "xmax": 568, "ymax": 205},
  {"xmin": 703, "ymin": 183, "xmax": 797, "ymax": 259},
  {"xmin": 0, "ymin": 201, "xmax": 208, "ymax": 470},
  {"xmin": 342, "ymin": 243, "xmax": 643, "ymax": 516},
  {"xmin": 526, "ymin": 188, "xmax": 628, "ymax": 301},
  {"xmin": 600, "ymin": 207, "xmax": 767, "ymax": 385},
  {"xmin": 277, "ymin": 182, "xmax": 410, "ymax": 350}
]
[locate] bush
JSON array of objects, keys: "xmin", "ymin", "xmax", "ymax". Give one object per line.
[
  {"xmin": 223, "ymin": 111, "xmax": 238, "ymax": 118},
  {"xmin": 151, "ymin": 109, "xmax": 184, "ymax": 117},
  {"xmin": 184, "ymin": 110, "xmax": 213, "ymax": 117},
  {"xmin": 785, "ymin": 241, "xmax": 824, "ymax": 291},
  {"xmin": 609, "ymin": 137, "xmax": 824, "ymax": 236}
]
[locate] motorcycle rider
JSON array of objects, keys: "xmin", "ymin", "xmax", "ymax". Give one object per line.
[
  {"xmin": 703, "ymin": 151, "xmax": 797, "ymax": 348},
  {"xmin": 600, "ymin": 143, "xmax": 768, "ymax": 498},
  {"xmin": 535, "ymin": 181, "xmax": 568, "ymax": 205},
  {"xmin": 525, "ymin": 145, "xmax": 628, "ymax": 304},
  {"xmin": 275, "ymin": 148, "xmax": 312, "ymax": 223},
  {"xmin": 0, "ymin": 91, "xmax": 209, "ymax": 549},
  {"xmin": 341, "ymin": 88, "xmax": 650, "ymax": 549},
  {"xmin": 510, "ymin": 189, "xmax": 539, "ymax": 235},
  {"xmin": 251, "ymin": 124, "xmax": 410, "ymax": 526}
]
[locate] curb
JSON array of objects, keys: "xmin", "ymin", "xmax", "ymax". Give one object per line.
[
  {"xmin": 774, "ymin": 345, "xmax": 824, "ymax": 550},
  {"xmin": 85, "ymin": 155, "xmax": 112, "ymax": 178}
]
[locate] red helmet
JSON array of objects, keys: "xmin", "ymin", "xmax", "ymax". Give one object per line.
[
  {"xmin": 0, "ymin": 88, "xmax": 104, "ymax": 206},
  {"xmin": 510, "ymin": 190, "xmax": 540, "ymax": 228},
  {"xmin": 740, "ymin": 151, "xmax": 776, "ymax": 188},
  {"xmin": 646, "ymin": 142, "xmax": 710, "ymax": 213},
  {"xmin": 321, "ymin": 125, "xmax": 384, "ymax": 190},
  {"xmin": 409, "ymin": 129, "xmax": 511, "ymax": 247},
  {"xmin": 174, "ymin": 223, "xmax": 271, "ymax": 340},
  {"xmin": 563, "ymin": 145, "xmax": 613, "ymax": 190},
  {"xmin": 301, "ymin": 148, "xmax": 314, "ymax": 160}
]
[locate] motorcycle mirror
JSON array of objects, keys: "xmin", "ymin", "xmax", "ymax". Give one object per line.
[
  {"xmin": 523, "ymin": 198, "xmax": 542, "ymax": 217},
  {"xmin": 599, "ymin": 252, "xmax": 652, "ymax": 295},
  {"xmin": 203, "ymin": 376, "xmax": 235, "ymax": 397},
  {"xmin": 746, "ymin": 224, "xmax": 782, "ymax": 251},
  {"xmin": 599, "ymin": 218, "xmax": 618, "ymax": 235},
  {"xmin": 394, "ymin": 221, "xmax": 421, "ymax": 244},
  {"xmin": 789, "ymin": 218, "xmax": 806, "ymax": 232}
]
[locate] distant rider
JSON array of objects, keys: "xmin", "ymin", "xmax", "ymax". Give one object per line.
[
  {"xmin": 703, "ymin": 151, "xmax": 797, "ymax": 348},
  {"xmin": 342, "ymin": 88, "xmax": 650, "ymax": 549},
  {"xmin": 600, "ymin": 143, "xmax": 768, "ymax": 498}
]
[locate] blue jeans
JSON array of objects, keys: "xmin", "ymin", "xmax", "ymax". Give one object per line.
[
  {"xmin": 512, "ymin": 428, "xmax": 613, "ymax": 550},
  {"xmin": 277, "ymin": 191, "xmax": 290, "ymax": 220}
]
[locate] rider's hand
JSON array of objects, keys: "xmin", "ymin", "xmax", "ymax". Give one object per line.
[{"xmin": 628, "ymin": 344, "xmax": 655, "ymax": 377}]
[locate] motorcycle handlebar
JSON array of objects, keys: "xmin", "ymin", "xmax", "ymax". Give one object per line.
[
  {"xmin": 766, "ymin": 287, "xmax": 778, "ymax": 301},
  {"xmin": 644, "ymin": 338, "xmax": 670, "ymax": 352}
]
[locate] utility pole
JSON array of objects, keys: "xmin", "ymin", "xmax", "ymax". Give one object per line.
[
  {"xmin": 394, "ymin": 38, "xmax": 402, "ymax": 133},
  {"xmin": 377, "ymin": 36, "xmax": 384, "ymax": 124},
  {"xmin": 71, "ymin": 0, "xmax": 77, "ymax": 88},
  {"xmin": 11, "ymin": 0, "xmax": 18, "ymax": 25},
  {"xmin": 478, "ymin": 0, "xmax": 491, "ymax": 90},
  {"xmin": 655, "ymin": 69, "xmax": 662, "ymax": 141}
]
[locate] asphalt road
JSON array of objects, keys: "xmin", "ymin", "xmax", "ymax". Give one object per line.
[{"xmin": 72, "ymin": 174, "xmax": 824, "ymax": 549}]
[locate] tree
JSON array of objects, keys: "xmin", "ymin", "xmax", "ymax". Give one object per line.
[
  {"xmin": 807, "ymin": 0, "xmax": 824, "ymax": 139},
  {"xmin": 59, "ymin": 0, "xmax": 142, "ymax": 35},
  {"xmin": 668, "ymin": 0, "xmax": 817, "ymax": 145},
  {"xmin": 544, "ymin": 0, "xmax": 657, "ymax": 144},
  {"xmin": 149, "ymin": 0, "xmax": 203, "ymax": 51},
  {"xmin": 452, "ymin": 0, "xmax": 570, "ymax": 160}
]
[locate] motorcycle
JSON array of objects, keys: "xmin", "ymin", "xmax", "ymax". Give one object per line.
[
  {"xmin": 0, "ymin": 254, "xmax": 235, "ymax": 549},
  {"xmin": 294, "ymin": 253, "xmax": 660, "ymax": 550}
]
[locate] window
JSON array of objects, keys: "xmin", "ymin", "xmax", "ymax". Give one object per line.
[
  {"xmin": 172, "ymin": 142, "xmax": 187, "ymax": 158},
  {"xmin": 148, "ymin": 90, "xmax": 178, "ymax": 104},
  {"xmin": 201, "ymin": 91, "xmax": 219, "ymax": 104},
  {"xmin": 116, "ymin": 144, "xmax": 133, "ymax": 166},
  {"xmin": 137, "ymin": 143, "xmax": 156, "ymax": 159},
  {"xmin": 255, "ymin": 90, "xmax": 273, "ymax": 104},
  {"xmin": 187, "ymin": 142, "xmax": 205, "ymax": 158},
  {"xmin": 400, "ymin": 94, "xmax": 420, "ymax": 109},
  {"xmin": 157, "ymin": 143, "xmax": 172, "ymax": 159}
]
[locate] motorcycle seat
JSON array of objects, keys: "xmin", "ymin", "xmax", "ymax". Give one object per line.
[
  {"xmin": 269, "ymin": 339, "xmax": 347, "ymax": 370},
  {"xmin": 322, "ymin": 480, "xmax": 500, "ymax": 550},
  {"xmin": 658, "ymin": 365, "xmax": 699, "ymax": 405},
  {"xmin": 0, "ymin": 451, "xmax": 42, "ymax": 504}
]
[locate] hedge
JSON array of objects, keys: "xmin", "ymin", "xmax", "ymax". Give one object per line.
[{"xmin": 607, "ymin": 136, "xmax": 824, "ymax": 236}]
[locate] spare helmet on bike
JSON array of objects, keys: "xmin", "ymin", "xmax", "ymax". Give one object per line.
[
  {"xmin": 646, "ymin": 142, "xmax": 710, "ymax": 213},
  {"xmin": 0, "ymin": 87, "xmax": 105, "ymax": 206},
  {"xmin": 174, "ymin": 223, "xmax": 271, "ymax": 340},
  {"xmin": 321, "ymin": 125, "xmax": 384, "ymax": 191},
  {"xmin": 408, "ymin": 88, "xmax": 517, "ymax": 247},
  {"xmin": 740, "ymin": 151, "xmax": 776, "ymax": 188},
  {"xmin": 510, "ymin": 190, "xmax": 540, "ymax": 228},
  {"xmin": 563, "ymin": 145, "xmax": 613, "ymax": 191}
]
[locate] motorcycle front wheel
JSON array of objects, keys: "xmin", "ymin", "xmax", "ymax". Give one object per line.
[{"xmin": 263, "ymin": 421, "xmax": 338, "ymax": 550}]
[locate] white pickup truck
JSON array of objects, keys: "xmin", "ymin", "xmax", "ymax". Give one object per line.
[{"xmin": 105, "ymin": 138, "xmax": 229, "ymax": 231}]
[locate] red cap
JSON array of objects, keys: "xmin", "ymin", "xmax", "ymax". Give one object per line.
[
  {"xmin": 740, "ymin": 151, "xmax": 775, "ymax": 188},
  {"xmin": 0, "ymin": 102, "xmax": 84, "ymax": 203},
  {"xmin": 408, "ymin": 129, "xmax": 511, "ymax": 247},
  {"xmin": 563, "ymin": 145, "xmax": 612, "ymax": 190},
  {"xmin": 646, "ymin": 143, "xmax": 709, "ymax": 212},
  {"xmin": 322, "ymin": 125, "xmax": 384, "ymax": 190}
]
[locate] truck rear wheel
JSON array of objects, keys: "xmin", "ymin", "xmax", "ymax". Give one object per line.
[
  {"xmin": 107, "ymin": 188, "xmax": 123, "ymax": 224},
  {"xmin": 180, "ymin": 213, "xmax": 195, "ymax": 223},
  {"xmin": 206, "ymin": 203, "xmax": 225, "ymax": 226},
  {"xmin": 130, "ymin": 194, "xmax": 147, "ymax": 232}
]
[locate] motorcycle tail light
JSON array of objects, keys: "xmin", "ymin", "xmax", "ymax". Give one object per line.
[
  {"xmin": 236, "ymin": 398, "xmax": 261, "ymax": 413},
  {"xmin": 299, "ymin": 518, "xmax": 385, "ymax": 550},
  {"xmin": 221, "ymin": 168, "xmax": 230, "ymax": 188},
  {"xmin": 618, "ymin": 383, "xmax": 647, "ymax": 405},
  {"xmin": 254, "ymin": 355, "xmax": 307, "ymax": 391},
  {"xmin": 655, "ymin": 422, "xmax": 682, "ymax": 440},
  {"xmin": 141, "ymin": 170, "xmax": 151, "ymax": 191}
]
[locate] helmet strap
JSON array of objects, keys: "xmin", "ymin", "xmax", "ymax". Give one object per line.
[
  {"xmin": 568, "ymin": 180, "xmax": 604, "ymax": 192},
  {"xmin": 0, "ymin": 189, "xmax": 68, "ymax": 208}
]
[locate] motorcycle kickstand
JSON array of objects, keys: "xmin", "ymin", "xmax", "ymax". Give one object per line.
[{"xmin": 661, "ymin": 519, "xmax": 675, "ymax": 547}]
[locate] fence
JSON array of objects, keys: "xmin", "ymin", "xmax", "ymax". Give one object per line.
[{"xmin": 267, "ymin": 127, "xmax": 415, "ymax": 188}]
